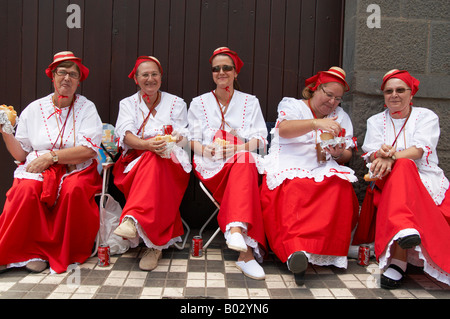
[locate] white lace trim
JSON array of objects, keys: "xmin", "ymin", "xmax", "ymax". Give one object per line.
[
  {"xmin": 123, "ymin": 145, "xmax": 192, "ymax": 174},
  {"xmin": 224, "ymin": 222, "xmax": 264, "ymax": 263},
  {"xmin": 194, "ymin": 151, "xmax": 265, "ymax": 180},
  {"xmin": 379, "ymin": 228, "xmax": 450, "ymax": 286},
  {"xmin": 124, "ymin": 215, "xmax": 182, "ymax": 250},
  {"xmin": 287, "ymin": 252, "xmax": 348, "ymax": 269}
]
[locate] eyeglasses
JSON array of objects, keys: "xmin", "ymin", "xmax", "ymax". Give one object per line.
[
  {"xmin": 383, "ymin": 88, "xmax": 411, "ymax": 95},
  {"xmin": 321, "ymin": 87, "xmax": 343, "ymax": 103},
  {"xmin": 55, "ymin": 69, "xmax": 80, "ymax": 80},
  {"xmin": 211, "ymin": 65, "xmax": 235, "ymax": 73},
  {"xmin": 138, "ymin": 72, "xmax": 161, "ymax": 79}
]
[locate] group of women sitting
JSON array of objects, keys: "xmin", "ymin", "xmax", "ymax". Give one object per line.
[{"xmin": 0, "ymin": 48, "xmax": 449, "ymax": 291}]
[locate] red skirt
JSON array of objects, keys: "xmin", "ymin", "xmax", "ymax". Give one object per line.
[
  {"xmin": 0, "ymin": 162, "xmax": 101, "ymax": 273},
  {"xmin": 193, "ymin": 152, "xmax": 267, "ymax": 252},
  {"xmin": 372, "ymin": 159, "xmax": 450, "ymax": 275},
  {"xmin": 261, "ymin": 175, "xmax": 359, "ymax": 263},
  {"xmin": 113, "ymin": 150, "xmax": 189, "ymax": 247}
]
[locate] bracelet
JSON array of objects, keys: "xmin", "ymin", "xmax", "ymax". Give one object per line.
[
  {"xmin": 312, "ymin": 119, "xmax": 317, "ymax": 130},
  {"xmin": 373, "ymin": 151, "xmax": 378, "ymax": 160},
  {"xmin": 332, "ymin": 153, "xmax": 343, "ymax": 160}
]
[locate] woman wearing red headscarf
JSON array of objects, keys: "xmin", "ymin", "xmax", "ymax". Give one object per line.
[
  {"xmin": 0, "ymin": 51, "xmax": 103, "ymax": 274},
  {"xmin": 112, "ymin": 56, "xmax": 191, "ymax": 271},
  {"xmin": 358, "ymin": 69, "xmax": 450, "ymax": 289},
  {"xmin": 188, "ymin": 47, "xmax": 267, "ymax": 280},
  {"xmin": 260, "ymin": 67, "xmax": 359, "ymax": 285}
]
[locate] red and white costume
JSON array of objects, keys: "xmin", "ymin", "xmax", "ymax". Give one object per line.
[
  {"xmin": 113, "ymin": 91, "xmax": 191, "ymax": 249},
  {"xmin": 360, "ymin": 107, "xmax": 450, "ymax": 286},
  {"xmin": 0, "ymin": 93, "xmax": 103, "ymax": 273},
  {"xmin": 261, "ymin": 98, "xmax": 359, "ymax": 267},
  {"xmin": 188, "ymin": 90, "xmax": 268, "ymax": 261}
]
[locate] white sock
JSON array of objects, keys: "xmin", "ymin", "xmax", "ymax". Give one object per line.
[{"xmin": 383, "ymin": 259, "xmax": 407, "ymax": 281}]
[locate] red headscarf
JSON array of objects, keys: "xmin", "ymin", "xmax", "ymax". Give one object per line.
[
  {"xmin": 381, "ymin": 69, "xmax": 420, "ymax": 96},
  {"xmin": 209, "ymin": 47, "xmax": 244, "ymax": 74},
  {"xmin": 305, "ymin": 66, "xmax": 350, "ymax": 92},
  {"xmin": 128, "ymin": 56, "xmax": 163, "ymax": 79},
  {"xmin": 45, "ymin": 51, "xmax": 89, "ymax": 82}
]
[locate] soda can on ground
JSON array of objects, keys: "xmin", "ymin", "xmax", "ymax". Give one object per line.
[
  {"xmin": 358, "ymin": 245, "xmax": 370, "ymax": 266},
  {"xmin": 191, "ymin": 236, "xmax": 203, "ymax": 257},
  {"xmin": 98, "ymin": 244, "xmax": 110, "ymax": 267}
]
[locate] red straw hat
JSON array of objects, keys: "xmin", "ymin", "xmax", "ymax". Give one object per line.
[
  {"xmin": 305, "ymin": 66, "xmax": 350, "ymax": 92},
  {"xmin": 209, "ymin": 47, "xmax": 244, "ymax": 74},
  {"xmin": 381, "ymin": 69, "xmax": 420, "ymax": 96},
  {"xmin": 128, "ymin": 56, "xmax": 163, "ymax": 79},
  {"xmin": 45, "ymin": 51, "xmax": 89, "ymax": 82}
]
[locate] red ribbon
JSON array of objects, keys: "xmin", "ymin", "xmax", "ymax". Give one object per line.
[
  {"xmin": 84, "ymin": 136, "xmax": 101, "ymax": 149},
  {"xmin": 352, "ymin": 137, "xmax": 358, "ymax": 152},
  {"xmin": 47, "ymin": 107, "xmax": 62, "ymax": 119},
  {"xmin": 425, "ymin": 146, "xmax": 432, "ymax": 164}
]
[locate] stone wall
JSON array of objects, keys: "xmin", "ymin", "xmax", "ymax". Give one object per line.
[{"xmin": 342, "ymin": 0, "xmax": 450, "ymax": 201}]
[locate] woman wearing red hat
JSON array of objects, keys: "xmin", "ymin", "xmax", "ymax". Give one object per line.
[
  {"xmin": 260, "ymin": 67, "xmax": 359, "ymax": 285},
  {"xmin": 112, "ymin": 56, "xmax": 191, "ymax": 271},
  {"xmin": 358, "ymin": 69, "xmax": 450, "ymax": 289},
  {"xmin": 188, "ymin": 47, "xmax": 268, "ymax": 280},
  {"xmin": 0, "ymin": 51, "xmax": 103, "ymax": 274}
]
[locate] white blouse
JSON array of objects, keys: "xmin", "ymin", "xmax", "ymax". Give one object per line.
[
  {"xmin": 115, "ymin": 91, "xmax": 191, "ymax": 173},
  {"xmin": 362, "ymin": 107, "xmax": 449, "ymax": 205},
  {"xmin": 263, "ymin": 98, "xmax": 358, "ymax": 190},
  {"xmin": 14, "ymin": 93, "xmax": 103, "ymax": 181},
  {"xmin": 188, "ymin": 90, "xmax": 268, "ymax": 179}
]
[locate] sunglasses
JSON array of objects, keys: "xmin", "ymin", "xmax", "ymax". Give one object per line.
[
  {"xmin": 383, "ymin": 88, "xmax": 411, "ymax": 95},
  {"xmin": 211, "ymin": 65, "xmax": 235, "ymax": 73}
]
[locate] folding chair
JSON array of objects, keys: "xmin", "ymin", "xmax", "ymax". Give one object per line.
[
  {"xmin": 91, "ymin": 123, "xmax": 118, "ymax": 257},
  {"xmin": 198, "ymin": 181, "xmax": 222, "ymax": 249}
]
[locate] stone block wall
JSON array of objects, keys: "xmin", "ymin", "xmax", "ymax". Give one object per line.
[{"xmin": 343, "ymin": 0, "xmax": 450, "ymax": 201}]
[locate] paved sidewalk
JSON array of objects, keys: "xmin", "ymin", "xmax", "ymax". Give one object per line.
[{"xmin": 0, "ymin": 230, "xmax": 449, "ymax": 300}]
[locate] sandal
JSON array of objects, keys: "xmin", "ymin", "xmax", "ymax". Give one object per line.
[
  {"xmin": 397, "ymin": 234, "xmax": 421, "ymax": 250},
  {"xmin": 380, "ymin": 264, "xmax": 405, "ymax": 289}
]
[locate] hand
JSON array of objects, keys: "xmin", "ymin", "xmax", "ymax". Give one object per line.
[
  {"xmin": 370, "ymin": 157, "xmax": 394, "ymax": 179},
  {"xmin": 325, "ymin": 144, "xmax": 345, "ymax": 159},
  {"xmin": 316, "ymin": 116, "xmax": 341, "ymax": 136},
  {"xmin": 172, "ymin": 130, "xmax": 183, "ymax": 143},
  {"xmin": 25, "ymin": 153, "xmax": 53, "ymax": 174},
  {"xmin": 218, "ymin": 144, "xmax": 238, "ymax": 160},
  {"xmin": 376, "ymin": 144, "xmax": 396, "ymax": 159},
  {"xmin": 146, "ymin": 138, "xmax": 167, "ymax": 157},
  {"xmin": 203, "ymin": 144, "xmax": 216, "ymax": 159}
]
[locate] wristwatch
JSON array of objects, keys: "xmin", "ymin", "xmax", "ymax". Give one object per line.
[{"xmin": 50, "ymin": 151, "xmax": 58, "ymax": 164}]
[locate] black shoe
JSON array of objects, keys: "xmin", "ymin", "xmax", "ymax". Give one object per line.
[
  {"xmin": 287, "ymin": 251, "xmax": 308, "ymax": 286},
  {"xmin": 380, "ymin": 264, "xmax": 405, "ymax": 289},
  {"xmin": 397, "ymin": 234, "xmax": 421, "ymax": 250},
  {"xmin": 294, "ymin": 271, "xmax": 306, "ymax": 286}
]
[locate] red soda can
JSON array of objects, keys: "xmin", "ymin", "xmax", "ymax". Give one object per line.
[
  {"xmin": 163, "ymin": 125, "xmax": 173, "ymax": 135},
  {"xmin": 191, "ymin": 236, "xmax": 203, "ymax": 257},
  {"xmin": 358, "ymin": 245, "xmax": 370, "ymax": 266},
  {"xmin": 98, "ymin": 244, "xmax": 110, "ymax": 266}
]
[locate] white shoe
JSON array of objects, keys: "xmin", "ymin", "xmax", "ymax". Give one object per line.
[
  {"xmin": 113, "ymin": 217, "xmax": 137, "ymax": 239},
  {"xmin": 236, "ymin": 260, "xmax": 265, "ymax": 280},
  {"xmin": 226, "ymin": 232, "xmax": 248, "ymax": 252}
]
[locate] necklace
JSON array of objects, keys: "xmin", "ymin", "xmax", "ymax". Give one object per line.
[
  {"xmin": 212, "ymin": 89, "xmax": 233, "ymax": 130},
  {"xmin": 390, "ymin": 108, "xmax": 411, "ymax": 148},
  {"xmin": 50, "ymin": 94, "xmax": 76, "ymax": 150},
  {"xmin": 137, "ymin": 91, "xmax": 160, "ymax": 138}
]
